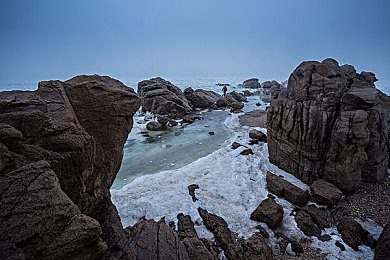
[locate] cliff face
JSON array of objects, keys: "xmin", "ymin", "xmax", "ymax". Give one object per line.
[
  {"xmin": 267, "ymin": 59, "xmax": 390, "ymax": 193},
  {"xmin": 0, "ymin": 75, "xmax": 171, "ymax": 259}
]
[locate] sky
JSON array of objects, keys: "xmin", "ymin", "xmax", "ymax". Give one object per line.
[{"xmin": 0, "ymin": 0, "xmax": 390, "ymax": 82}]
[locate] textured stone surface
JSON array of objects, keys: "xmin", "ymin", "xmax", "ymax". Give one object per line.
[
  {"xmin": 198, "ymin": 208, "xmax": 272, "ymax": 260},
  {"xmin": 184, "ymin": 87, "xmax": 223, "ymax": 109},
  {"xmin": 249, "ymin": 129, "xmax": 267, "ymax": 142},
  {"xmin": 239, "ymin": 110, "xmax": 268, "ymax": 127},
  {"xmin": 250, "ymin": 197, "xmax": 284, "ymax": 229},
  {"xmin": 138, "ymin": 77, "xmax": 193, "ymax": 119},
  {"xmin": 266, "ymin": 171, "xmax": 309, "ymax": 205},
  {"xmin": 310, "ymin": 179, "xmax": 343, "ymax": 205},
  {"xmin": 337, "ymin": 217, "xmax": 373, "ymax": 251},
  {"xmin": 243, "ymin": 78, "xmax": 261, "ymax": 89},
  {"xmin": 267, "ymin": 58, "xmax": 390, "ymax": 193},
  {"xmin": 375, "ymin": 222, "xmax": 390, "ymax": 259},
  {"xmin": 294, "ymin": 205, "xmax": 330, "ymax": 238}
]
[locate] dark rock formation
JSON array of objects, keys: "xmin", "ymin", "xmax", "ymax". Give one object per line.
[
  {"xmin": 0, "ymin": 75, "xmax": 190, "ymax": 259},
  {"xmin": 184, "ymin": 88, "xmax": 223, "ymax": 109},
  {"xmin": 177, "ymin": 214, "xmax": 218, "ymax": 260},
  {"xmin": 138, "ymin": 77, "xmax": 193, "ymax": 119},
  {"xmin": 261, "ymin": 81, "xmax": 282, "ymax": 102},
  {"xmin": 243, "ymin": 78, "xmax": 261, "ymax": 89},
  {"xmin": 198, "ymin": 208, "xmax": 272, "ymax": 260},
  {"xmin": 227, "ymin": 91, "xmax": 247, "ymax": 103},
  {"xmin": 266, "ymin": 171, "xmax": 309, "ymax": 205},
  {"xmin": 255, "ymin": 225, "xmax": 270, "ymax": 238},
  {"xmin": 188, "ymin": 184, "xmax": 200, "ymax": 202},
  {"xmin": 240, "ymin": 148, "xmax": 254, "ymax": 155},
  {"xmin": 375, "ymin": 222, "xmax": 390, "ymax": 259},
  {"xmin": 336, "ymin": 241, "xmax": 346, "ymax": 251},
  {"xmin": 294, "ymin": 205, "xmax": 330, "ymax": 238},
  {"xmin": 267, "ymin": 58, "xmax": 390, "ymax": 193},
  {"xmin": 249, "ymin": 129, "xmax": 267, "ymax": 142},
  {"xmin": 125, "ymin": 217, "xmax": 189, "ymax": 259},
  {"xmin": 146, "ymin": 121, "xmax": 165, "ymax": 131},
  {"xmin": 238, "ymin": 110, "xmax": 268, "ymax": 127},
  {"xmin": 310, "ymin": 179, "xmax": 343, "ymax": 205},
  {"xmin": 337, "ymin": 217, "xmax": 374, "ymax": 251},
  {"xmin": 231, "ymin": 142, "xmax": 242, "ymax": 149},
  {"xmin": 250, "ymin": 197, "xmax": 284, "ymax": 229}
]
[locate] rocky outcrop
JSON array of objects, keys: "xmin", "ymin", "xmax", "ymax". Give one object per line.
[
  {"xmin": 243, "ymin": 78, "xmax": 261, "ymax": 89},
  {"xmin": 267, "ymin": 58, "xmax": 390, "ymax": 193},
  {"xmin": 294, "ymin": 205, "xmax": 330, "ymax": 238},
  {"xmin": 266, "ymin": 171, "xmax": 309, "ymax": 205},
  {"xmin": 239, "ymin": 110, "xmax": 267, "ymax": 127},
  {"xmin": 310, "ymin": 179, "xmax": 343, "ymax": 205},
  {"xmin": 0, "ymin": 75, "xmax": 190, "ymax": 259},
  {"xmin": 337, "ymin": 217, "xmax": 375, "ymax": 251},
  {"xmin": 184, "ymin": 88, "xmax": 224, "ymax": 109},
  {"xmin": 375, "ymin": 222, "xmax": 390, "ymax": 259},
  {"xmin": 138, "ymin": 77, "xmax": 193, "ymax": 119},
  {"xmin": 250, "ymin": 197, "xmax": 284, "ymax": 229},
  {"xmin": 198, "ymin": 208, "xmax": 272, "ymax": 260},
  {"xmin": 261, "ymin": 81, "xmax": 282, "ymax": 102},
  {"xmin": 249, "ymin": 129, "xmax": 267, "ymax": 142}
]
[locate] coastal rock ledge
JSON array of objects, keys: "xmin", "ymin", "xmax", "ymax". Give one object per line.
[
  {"xmin": 267, "ymin": 58, "xmax": 390, "ymax": 193},
  {"xmin": 0, "ymin": 75, "xmax": 189, "ymax": 259}
]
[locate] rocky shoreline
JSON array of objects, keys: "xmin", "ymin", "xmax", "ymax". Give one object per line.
[{"xmin": 1, "ymin": 59, "xmax": 389, "ymax": 259}]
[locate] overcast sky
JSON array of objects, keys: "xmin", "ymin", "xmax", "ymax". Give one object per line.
[{"xmin": 1, "ymin": 0, "xmax": 389, "ymax": 81}]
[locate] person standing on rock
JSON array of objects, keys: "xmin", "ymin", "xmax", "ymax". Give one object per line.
[{"xmin": 222, "ymin": 86, "xmax": 227, "ymax": 97}]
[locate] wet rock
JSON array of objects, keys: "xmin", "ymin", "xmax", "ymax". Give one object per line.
[
  {"xmin": 249, "ymin": 129, "xmax": 267, "ymax": 142},
  {"xmin": 250, "ymin": 197, "xmax": 284, "ymax": 229},
  {"xmin": 198, "ymin": 208, "xmax": 272, "ymax": 260},
  {"xmin": 243, "ymin": 78, "xmax": 261, "ymax": 89},
  {"xmin": 310, "ymin": 179, "xmax": 343, "ymax": 205},
  {"xmin": 125, "ymin": 217, "xmax": 189, "ymax": 259},
  {"xmin": 231, "ymin": 142, "xmax": 242, "ymax": 149},
  {"xmin": 240, "ymin": 148, "xmax": 254, "ymax": 155},
  {"xmin": 267, "ymin": 58, "xmax": 390, "ymax": 193},
  {"xmin": 188, "ymin": 184, "xmax": 200, "ymax": 202},
  {"xmin": 336, "ymin": 241, "xmax": 346, "ymax": 251},
  {"xmin": 255, "ymin": 225, "xmax": 270, "ymax": 238},
  {"xmin": 266, "ymin": 171, "xmax": 309, "ymax": 205},
  {"xmin": 337, "ymin": 217, "xmax": 372, "ymax": 251},
  {"xmin": 375, "ymin": 222, "xmax": 390, "ymax": 259},
  {"xmin": 177, "ymin": 214, "xmax": 217, "ymax": 260},
  {"xmin": 184, "ymin": 88, "xmax": 223, "ymax": 109},
  {"xmin": 182, "ymin": 115, "xmax": 196, "ymax": 124},
  {"xmin": 238, "ymin": 110, "xmax": 268, "ymax": 128},
  {"xmin": 146, "ymin": 121, "xmax": 165, "ymax": 131},
  {"xmin": 138, "ymin": 77, "xmax": 193, "ymax": 119}
]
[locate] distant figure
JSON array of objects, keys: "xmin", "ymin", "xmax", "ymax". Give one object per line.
[{"xmin": 222, "ymin": 86, "xmax": 227, "ymax": 97}]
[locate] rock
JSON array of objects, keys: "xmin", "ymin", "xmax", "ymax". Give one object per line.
[
  {"xmin": 138, "ymin": 77, "xmax": 193, "ymax": 119},
  {"xmin": 230, "ymin": 101, "xmax": 245, "ymax": 110},
  {"xmin": 168, "ymin": 118, "xmax": 179, "ymax": 126},
  {"xmin": 146, "ymin": 121, "xmax": 165, "ymax": 131},
  {"xmin": 266, "ymin": 171, "xmax": 309, "ymax": 205},
  {"xmin": 297, "ymin": 205, "xmax": 330, "ymax": 230},
  {"xmin": 240, "ymin": 148, "xmax": 254, "ymax": 155},
  {"xmin": 249, "ymin": 129, "xmax": 267, "ymax": 142},
  {"xmin": 337, "ymin": 217, "xmax": 372, "ymax": 251},
  {"xmin": 231, "ymin": 142, "xmax": 242, "ymax": 149},
  {"xmin": 177, "ymin": 214, "xmax": 218, "ymax": 260},
  {"xmin": 294, "ymin": 204, "xmax": 330, "ymax": 238},
  {"xmin": 198, "ymin": 208, "xmax": 272, "ymax": 260},
  {"xmin": 256, "ymin": 102, "xmax": 261, "ymax": 106},
  {"xmin": 250, "ymin": 197, "xmax": 284, "ymax": 229},
  {"xmin": 243, "ymin": 78, "xmax": 261, "ymax": 89},
  {"xmin": 208, "ymin": 132, "xmax": 215, "ymax": 135},
  {"xmin": 184, "ymin": 88, "xmax": 223, "ymax": 109},
  {"xmin": 0, "ymin": 75, "xmax": 143, "ymax": 259},
  {"xmin": 261, "ymin": 81, "xmax": 282, "ymax": 102},
  {"xmin": 182, "ymin": 115, "xmax": 196, "ymax": 124},
  {"xmin": 157, "ymin": 115, "xmax": 169, "ymax": 126},
  {"xmin": 238, "ymin": 110, "xmax": 268, "ymax": 127},
  {"xmin": 188, "ymin": 184, "xmax": 200, "ymax": 202},
  {"xmin": 335, "ymin": 241, "xmax": 346, "ymax": 251},
  {"xmin": 310, "ymin": 179, "xmax": 343, "ymax": 205},
  {"xmin": 228, "ymin": 91, "xmax": 247, "ymax": 102},
  {"xmin": 242, "ymin": 90, "xmax": 255, "ymax": 96},
  {"xmin": 255, "ymin": 225, "xmax": 270, "ymax": 238},
  {"xmin": 375, "ymin": 222, "xmax": 390, "ymax": 259},
  {"xmin": 291, "ymin": 241, "xmax": 304, "ymax": 254},
  {"xmin": 319, "ymin": 234, "xmax": 332, "ymax": 242},
  {"xmin": 249, "ymin": 139, "xmax": 259, "ymax": 145},
  {"xmin": 267, "ymin": 58, "xmax": 390, "ymax": 193},
  {"xmin": 216, "ymin": 98, "xmax": 228, "ymax": 107},
  {"xmin": 295, "ymin": 210, "xmax": 321, "ymax": 237},
  {"xmin": 125, "ymin": 217, "xmax": 189, "ymax": 259}
]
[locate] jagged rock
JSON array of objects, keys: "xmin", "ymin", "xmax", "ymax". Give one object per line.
[
  {"xmin": 177, "ymin": 214, "xmax": 218, "ymax": 260},
  {"xmin": 295, "ymin": 210, "xmax": 321, "ymax": 237},
  {"xmin": 0, "ymin": 75, "xmax": 142, "ymax": 259},
  {"xmin": 294, "ymin": 204, "xmax": 330, "ymax": 239},
  {"xmin": 337, "ymin": 217, "xmax": 373, "ymax": 251},
  {"xmin": 336, "ymin": 241, "xmax": 346, "ymax": 251},
  {"xmin": 188, "ymin": 184, "xmax": 200, "ymax": 202},
  {"xmin": 184, "ymin": 88, "xmax": 223, "ymax": 109},
  {"xmin": 266, "ymin": 171, "xmax": 309, "ymax": 205},
  {"xmin": 249, "ymin": 130, "xmax": 267, "ymax": 142},
  {"xmin": 261, "ymin": 81, "xmax": 282, "ymax": 102},
  {"xmin": 231, "ymin": 142, "xmax": 242, "ymax": 149},
  {"xmin": 240, "ymin": 148, "xmax": 254, "ymax": 155},
  {"xmin": 375, "ymin": 222, "xmax": 390, "ymax": 259},
  {"xmin": 297, "ymin": 205, "xmax": 330, "ymax": 230},
  {"xmin": 125, "ymin": 217, "xmax": 189, "ymax": 259},
  {"xmin": 198, "ymin": 208, "xmax": 272, "ymax": 260},
  {"xmin": 267, "ymin": 58, "xmax": 390, "ymax": 193},
  {"xmin": 255, "ymin": 225, "xmax": 270, "ymax": 238},
  {"xmin": 310, "ymin": 179, "xmax": 343, "ymax": 205},
  {"xmin": 243, "ymin": 78, "xmax": 261, "ymax": 89},
  {"xmin": 138, "ymin": 77, "xmax": 193, "ymax": 119},
  {"xmin": 146, "ymin": 121, "xmax": 165, "ymax": 131},
  {"xmin": 239, "ymin": 110, "xmax": 268, "ymax": 127},
  {"xmin": 250, "ymin": 197, "xmax": 284, "ymax": 229}
]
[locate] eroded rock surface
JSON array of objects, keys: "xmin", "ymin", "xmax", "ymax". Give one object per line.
[
  {"xmin": 267, "ymin": 58, "xmax": 390, "ymax": 193},
  {"xmin": 250, "ymin": 197, "xmax": 284, "ymax": 229},
  {"xmin": 310, "ymin": 179, "xmax": 343, "ymax": 205},
  {"xmin": 184, "ymin": 88, "xmax": 224, "ymax": 109},
  {"xmin": 243, "ymin": 78, "xmax": 261, "ymax": 89}
]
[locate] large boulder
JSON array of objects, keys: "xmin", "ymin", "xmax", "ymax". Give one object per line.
[
  {"xmin": 250, "ymin": 197, "xmax": 284, "ymax": 229},
  {"xmin": 138, "ymin": 77, "xmax": 193, "ymax": 119},
  {"xmin": 184, "ymin": 87, "xmax": 223, "ymax": 109},
  {"xmin": 375, "ymin": 222, "xmax": 390, "ymax": 259},
  {"xmin": 266, "ymin": 171, "xmax": 309, "ymax": 205},
  {"xmin": 238, "ymin": 110, "xmax": 268, "ymax": 127},
  {"xmin": 267, "ymin": 58, "xmax": 390, "ymax": 193},
  {"xmin": 243, "ymin": 78, "xmax": 261, "ymax": 89},
  {"xmin": 337, "ymin": 217, "xmax": 374, "ymax": 251},
  {"xmin": 294, "ymin": 205, "xmax": 330, "ymax": 238},
  {"xmin": 310, "ymin": 179, "xmax": 343, "ymax": 205}
]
